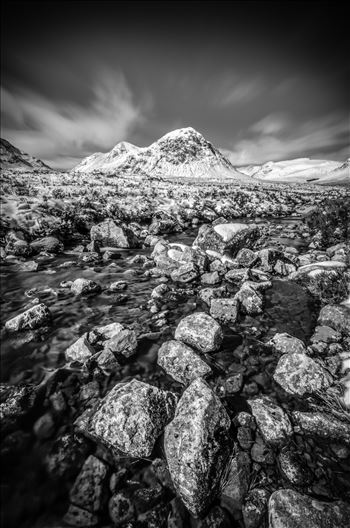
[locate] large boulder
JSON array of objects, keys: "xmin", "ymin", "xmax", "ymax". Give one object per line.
[
  {"xmin": 90, "ymin": 218, "xmax": 139, "ymax": 248},
  {"xmin": 174, "ymin": 312, "xmax": 223, "ymax": 353},
  {"xmin": 90, "ymin": 379, "xmax": 177, "ymax": 457},
  {"xmin": 157, "ymin": 340, "xmax": 212, "ymax": 385},
  {"xmin": 164, "ymin": 378, "xmax": 231, "ymax": 517},
  {"xmin": 273, "ymin": 352, "xmax": 333, "ymax": 396},
  {"xmin": 5, "ymin": 303, "xmax": 51, "ymax": 333},
  {"xmin": 289, "ymin": 261, "xmax": 349, "ymax": 303},
  {"xmin": 193, "ymin": 223, "xmax": 259, "ymax": 256},
  {"xmin": 249, "ymin": 396, "xmax": 293, "ymax": 446},
  {"xmin": 268, "ymin": 489, "xmax": 350, "ymax": 528},
  {"xmin": 71, "ymin": 278, "xmax": 101, "ymax": 296}
]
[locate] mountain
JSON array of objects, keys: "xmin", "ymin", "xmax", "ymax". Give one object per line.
[
  {"xmin": 239, "ymin": 158, "xmax": 350, "ymax": 185},
  {"xmin": 0, "ymin": 138, "xmax": 51, "ymax": 171},
  {"xmin": 73, "ymin": 127, "xmax": 249, "ymax": 180}
]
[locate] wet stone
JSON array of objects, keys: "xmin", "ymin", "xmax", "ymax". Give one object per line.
[
  {"xmin": 273, "ymin": 352, "xmax": 333, "ymax": 396},
  {"xmin": 267, "ymin": 332, "xmax": 306, "ymax": 355},
  {"xmin": 157, "ymin": 339, "xmax": 212, "ymax": 385},
  {"xmin": 71, "ymin": 278, "xmax": 101, "ymax": 296},
  {"xmin": 90, "ymin": 379, "xmax": 177, "ymax": 457},
  {"xmin": 5, "ymin": 303, "xmax": 51, "ymax": 333},
  {"xmin": 174, "ymin": 312, "xmax": 223, "ymax": 353},
  {"xmin": 210, "ymin": 298, "xmax": 238, "ymax": 325},
  {"xmin": 268, "ymin": 489, "xmax": 350, "ymax": 528},
  {"xmin": 249, "ymin": 396, "xmax": 293, "ymax": 446},
  {"xmin": 278, "ymin": 447, "xmax": 311, "ymax": 486},
  {"xmin": 292, "ymin": 411, "xmax": 350, "ymax": 446},
  {"xmin": 311, "ymin": 325, "xmax": 342, "ymax": 343},
  {"xmin": 69, "ymin": 455, "xmax": 107, "ymax": 512},
  {"xmin": 164, "ymin": 378, "xmax": 231, "ymax": 517},
  {"xmin": 63, "ymin": 504, "xmax": 98, "ymax": 527},
  {"xmin": 201, "ymin": 271, "xmax": 221, "ymax": 285},
  {"xmin": 317, "ymin": 304, "xmax": 350, "ymax": 335},
  {"xmin": 242, "ymin": 488, "xmax": 270, "ymax": 528}
]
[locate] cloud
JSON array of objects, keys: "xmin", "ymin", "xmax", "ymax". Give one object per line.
[
  {"xmin": 209, "ymin": 74, "xmax": 266, "ymax": 106},
  {"xmin": 223, "ymin": 112, "xmax": 349, "ymax": 165},
  {"xmin": 1, "ymin": 71, "xmax": 148, "ymax": 168}
]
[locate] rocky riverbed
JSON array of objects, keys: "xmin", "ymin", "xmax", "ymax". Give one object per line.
[{"xmin": 1, "ymin": 176, "xmax": 350, "ymax": 528}]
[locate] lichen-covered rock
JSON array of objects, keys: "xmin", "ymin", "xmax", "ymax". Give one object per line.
[
  {"xmin": 249, "ymin": 397, "xmax": 293, "ymax": 446},
  {"xmin": 90, "ymin": 379, "xmax": 177, "ymax": 457},
  {"xmin": 209, "ymin": 298, "xmax": 238, "ymax": 324},
  {"xmin": 5, "ymin": 303, "xmax": 51, "ymax": 333},
  {"xmin": 71, "ymin": 278, "xmax": 101, "ymax": 296},
  {"xmin": 157, "ymin": 340, "xmax": 212, "ymax": 385},
  {"xmin": 99, "ymin": 323, "xmax": 137, "ymax": 359},
  {"xmin": 69, "ymin": 455, "xmax": 107, "ymax": 512},
  {"xmin": 292, "ymin": 411, "xmax": 350, "ymax": 446},
  {"xmin": 170, "ymin": 262, "xmax": 199, "ymax": 283},
  {"xmin": 164, "ymin": 378, "xmax": 231, "ymax": 517},
  {"xmin": 273, "ymin": 352, "xmax": 333, "ymax": 396},
  {"xmin": 108, "ymin": 492, "xmax": 135, "ymax": 525},
  {"xmin": 317, "ymin": 304, "xmax": 350, "ymax": 335},
  {"xmin": 0, "ymin": 384, "xmax": 38, "ymax": 435},
  {"xmin": 174, "ymin": 312, "xmax": 223, "ymax": 353},
  {"xmin": 193, "ymin": 223, "xmax": 259, "ymax": 256},
  {"xmin": 236, "ymin": 248, "xmax": 258, "ymax": 267},
  {"xmin": 201, "ymin": 271, "xmax": 221, "ymax": 285},
  {"xmin": 268, "ymin": 489, "xmax": 350, "ymax": 528},
  {"xmin": 242, "ymin": 488, "xmax": 270, "ymax": 528},
  {"xmin": 65, "ymin": 333, "xmax": 96, "ymax": 363},
  {"xmin": 267, "ymin": 333, "xmax": 307, "ymax": 355},
  {"xmin": 30, "ymin": 236, "xmax": 63, "ymax": 254},
  {"xmin": 63, "ymin": 504, "xmax": 98, "ymax": 527},
  {"xmin": 235, "ymin": 282, "xmax": 264, "ymax": 315},
  {"xmin": 199, "ymin": 286, "xmax": 226, "ymax": 307},
  {"xmin": 90, "ymin": 218, "xmax": 139, "ymax": 248},
  {"xmin": 278, "ymin": 447, "xmax": 311, "ymax": 486},
  {"xmin": 310, "ymin": 325, "xmax": 342, "ymax": 343},
  {"xmin": 289, "ymin": 261, "xmax": 349, "ymax": 303},
  {"xmin": 221, "ymin": 451, "xmax": 251, "ymax": 512}
]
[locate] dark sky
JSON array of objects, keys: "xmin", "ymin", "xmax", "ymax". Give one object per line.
[{"xmin": 1, "ymin": 0, "xmax": 349, "ymax": 168}]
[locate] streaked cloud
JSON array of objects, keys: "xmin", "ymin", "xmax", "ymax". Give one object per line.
[
  {"xmin": 211, "ymin": 74, "xmax": 266, "ymax": 106},
  {"xmin": 1, "ymin": 71, "xmax": 148, "ymax": 168},
  {"xmin": 223, "ymin": 112, "xmax": 349, "ymax": 165}
]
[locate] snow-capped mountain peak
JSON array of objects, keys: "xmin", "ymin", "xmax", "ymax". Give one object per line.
[{"xmin": 73, "ymin": 127, "xmax": 249, "ymax": 180}]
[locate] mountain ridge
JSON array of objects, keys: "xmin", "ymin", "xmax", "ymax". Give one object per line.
[{"xmin": 0, "ymin": 138, "xmax": 51, "ymax": 171}]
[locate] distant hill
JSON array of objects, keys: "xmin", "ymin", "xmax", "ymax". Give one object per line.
[
  {"xmin": 0, "ymin": 138, "xmax": 51, "ymax": 171},
  {"xmin": 73, "ymin": 127, "xmax": 251, "ymax": 180},
  {"xmin": 239, "ymin": 157, "xmax": 350, "ymax": 185}
]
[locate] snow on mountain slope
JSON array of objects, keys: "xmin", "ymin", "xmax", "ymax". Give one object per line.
[
  {"xmin": 0, "ymin": 138, "xmax": 51, "ymax": 171},
  {"xmin": 73, "ymin": 127, "xmax": 249, "ymax": 180},
  {"xmin": 239, "ymin": 158, "xmax": 349, "ymax": 185}
]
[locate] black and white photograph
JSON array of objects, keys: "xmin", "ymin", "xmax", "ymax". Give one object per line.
[{"xmin": 1, "ymin": 1, "xmax": 349, "ymax": 527}]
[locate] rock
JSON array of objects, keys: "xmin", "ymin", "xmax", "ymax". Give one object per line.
[
  {"xmin": 197, "ymin": 505, "xmax": 231, "ymax": 528},
  {"xmin": 273, "ymin": 352, "xmax": 333, "ymax": 396},
  {"xmin": 221, "ymin": 451, "xmax": 251, "ymax": 512},
  {"xmin": 63, "ymin": 504, "xmax": 98, "ymax": 527},
  {"xmin": 33, "ymin": 412, "xmax": 55, "ymax": 439},
  {"xmin": 236, "ymin": 248, "xmax": 258, "ymax": 267},
  {"xmin": 0, "ymin": 384, "xmax": 38, "ymax": 435},
  {"xmin": 109, "ymin": 280, "xmax": 127, "ymax": 291},
  {"xmin": 278, "ymin": 447, "xmax": 311, "ymax": 486},
  {"xmin": 318, "ymin": 304, "xmax": 350, "ymax": 335},
  {"xmin": 224, "ymin": 373, "xmax": 243, "ymax": 394},
  {"xmin": 5, "ymin": 303, "xmax": 51, "ymax": 333},
  {"xmin": 199, "ymin": 286, "xmax": 226, "ymax": 306},
  {"xmin": 251, "ymin": 435, "xmax": 275, "ymax": 465},
  {"xmin": 249, "ymin": 397, "xmax": 293, "ymax": 446},
  {"xmin": 289, "ymin": 261, "xmax": 349, "ymax": 303},
  {"xmin": 174, "ymin": 312, "xmax": 223, "ymax": 353},
  {"xmin": 267, "ymin": 333, "xmax": 307, "ymax": 355},
  {"xmin": 90, "ymin": 379, "xmax": 177, "ymax": 457},
  {"xmin": 65, "ymin": 333, "xmax": 95, "ymax": 363},
  {"xmin": 164, "ymin": 378, "xmax": 231, "ymax": 517},
  {"xmin": 30, "ymin": 236, "xmax": 63, "ymax": 254},
  {"xmin": 108, "ymin": 492, "xmax": 135, "ymax": 525},
  {"xmin": 71, "ymin": 278, "xmax": 101, "ymax": 295},
  {"xmin": 292, "ymin": 411, "xmax": 350, "ymax": 445},
  {"xmin": 170, "ymin": 262, "xmax": 199, "ymax": 283},
  {"xmin": 45, "ymin": 433, "xmax": 90, "ymax": 479},
  {"xmin": 69, "ymin": 455, "xmax": 107, "ymax": 513},
  {"xmin": 201, "ymin": 271, "xmax": 221, "ymax": 285},
  {"xmin": 310, "ymin": 325, "xmax": 342, "ymax": 343},
  {"xmin": 157, "ymin": 340, "xmax": 212, "ymax": 385},
  {"xmin": 242, "ymin": 488, "xmax": 269, "ymax": 528},
  {"xmin": 225, "ymin": 268, "xmax": 251, "ymax": 285},
  {"xmin": 268, "ymin": 489, "xmax": 350, "ymax": 528},
  {"xmin": 90, "ymin": 218, "xmax": 139, "ymax": 248},
  {"xmin": 210, "ymin": 298, "xmax": 238, "ymax": 324},
  {"xmin": 235, "ymin": 282, "xmax": 263, "ymax": 315},
  {"xmin": 99, "ymin": 323, "xmax": 137, "ymax": 359},
  {"xmin": 11, "ymin": 260, "xmax": 39, "ymax": 272},
  {"xmin": 193, "ymin": 222, "xmax": 259, "ymax": 256}
]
